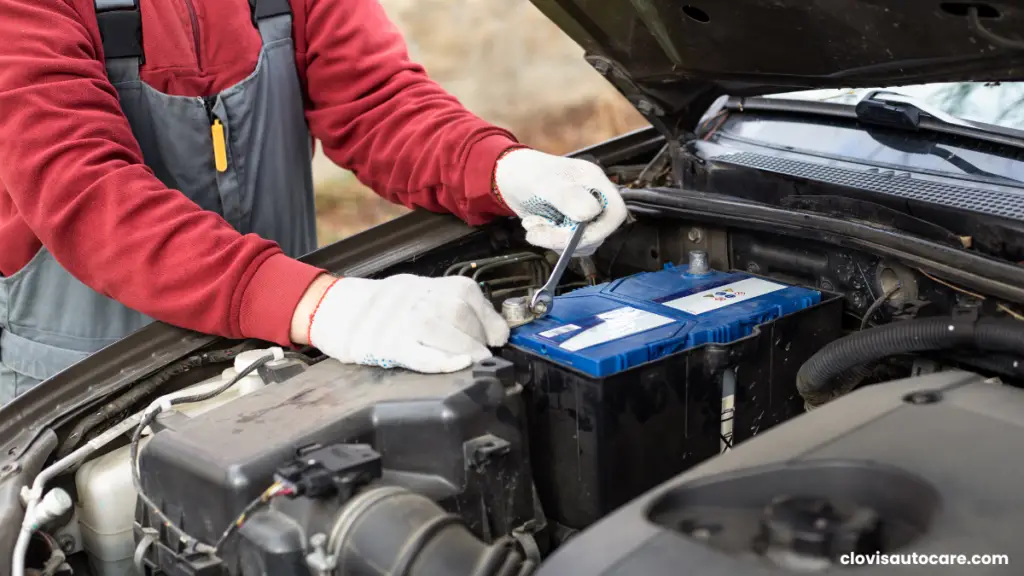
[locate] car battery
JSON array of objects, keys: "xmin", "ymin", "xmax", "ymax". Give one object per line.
[{"xmin": 502, "ymin": 260, "xmax": 843, "ymax": 529}]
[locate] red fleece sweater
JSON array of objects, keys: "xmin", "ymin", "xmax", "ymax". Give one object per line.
[{"xmin": 0, "ymin": 0, "xmax": 518, "ymax": 347}]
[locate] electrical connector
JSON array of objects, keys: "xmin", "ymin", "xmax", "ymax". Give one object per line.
[{"xmin": 275, "ymin": 444, "xmax": 381, "ymax": 500}]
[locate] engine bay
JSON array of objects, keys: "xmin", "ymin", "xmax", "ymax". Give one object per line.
[{"xmin": 13, "ymin": 134, "xmax": 1024, "ymax": 576}]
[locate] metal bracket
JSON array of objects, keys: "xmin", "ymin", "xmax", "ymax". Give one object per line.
[{"xmin": 463, "ymin": 434, "xmax": 511, "ymax": 472}]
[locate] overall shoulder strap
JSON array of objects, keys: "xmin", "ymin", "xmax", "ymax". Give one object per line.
[
  {"xmin": 249, "ymin": 0, "xmax": 293, "ymax": 43},
  {"xmin": 94, "ymin": 0, "xmax": 143, "ymax": 83},
  {"xmin": 249, "ymin": 0, "xmax": 291, "ymax": 23}
]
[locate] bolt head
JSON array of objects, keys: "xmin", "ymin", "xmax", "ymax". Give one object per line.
[
  {"xmin": 58, "ymin": 534, "xmax": 75, "ymax": 553},
  {"xmin": 687, "ymin": 228, "xmax": 704, "ymax": 243}
]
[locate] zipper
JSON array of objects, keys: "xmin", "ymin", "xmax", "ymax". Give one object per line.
[
  {"xmin": 182, "ymin": 0, "xmax": 202, "ymax": 70},
  {"xmin": 201, "ymin": 96, "xmax": 215, "ymax": 121}
]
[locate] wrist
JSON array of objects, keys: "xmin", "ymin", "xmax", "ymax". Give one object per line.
[
  {"xmin": 491, "ymin": 145, "xmax": 530, "ymax": 210},
  {"xmin": 289, "ymin": 273, "xmax": 341, "ymax": 346}
]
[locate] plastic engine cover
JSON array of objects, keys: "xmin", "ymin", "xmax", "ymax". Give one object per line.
[
  {"xmin": 535, "ymin": 371, "xmax": 1020, "ymax": 575},
  {"xmin": 135, "ymin": 358, "xmax": 536, "ymax": 551},
  {"xmin": 509, "ymin": 264, "xmax": 821, "ymax": 377}
]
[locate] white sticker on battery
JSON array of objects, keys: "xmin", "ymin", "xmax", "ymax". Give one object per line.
[
  {"xmin": 539, "ymin": 324, "xmax": 581, "ymax": 338},
  {"xmin": 662, "ymin": 277, "xmax": 786, "ymax": 315},
  {"xmin": 560, "ymin": 307, "xmax": 675, "ymax": 352}
]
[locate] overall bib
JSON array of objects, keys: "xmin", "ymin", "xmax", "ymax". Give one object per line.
[{"xmin": 0, "ymin": 0, "xmax": 318, "ymax": 405}]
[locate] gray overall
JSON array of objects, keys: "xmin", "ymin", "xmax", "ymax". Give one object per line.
[{"xmin": 0, "ymin": 0, "xmax": 317, "ymax": 405}]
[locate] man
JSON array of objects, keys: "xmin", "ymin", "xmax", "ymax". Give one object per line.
[{"xmin": 0, "ymin": 0, "xmax": 627, "ymax": 404}]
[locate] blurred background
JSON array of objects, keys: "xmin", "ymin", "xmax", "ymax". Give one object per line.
[{"xmin": 312, "ymin": 0, "xmax": 648, "ymax": 245}]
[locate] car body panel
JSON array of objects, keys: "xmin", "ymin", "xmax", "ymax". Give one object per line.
[{"xmin": 530, "ymin": 0, "xmax": 1024, "ymax": 136}]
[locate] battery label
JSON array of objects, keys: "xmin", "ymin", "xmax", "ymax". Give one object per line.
[
  {"xmin": 560, "ymin": 307, "xmax": 676, "ymax": 352},
  {"xmin": 662, "ymin": 277, "xmax": 786, "ymax": 315},
  {"xmin": 539, "ymin": 324, "xmax": 581, "ymax": 338}
]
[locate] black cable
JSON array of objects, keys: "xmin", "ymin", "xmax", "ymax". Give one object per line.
[
  {"xmin": 162, "ymin": 354, "xmax": 275, "ymax": 405},
  {"xmin": 860, "ymin": 283, "xmax": 902, "ymax": 330},
  {"xmin": 968, "ymin": 6, "xmax": 1024, "ymax": 50},
  {"xmin": 129, "ymin": 408, "xmax": 204, "ymax": 551},
  {"xmin": 59, "ymin": 342, "xmax": 253, "ymax": 458},
  {"xmin": 214, "ymin": 482, "xmax": 293, "ymax": 552},
  {"xmin": 129, "ymin": 353, "xmax": 276, "ymax": 555}
]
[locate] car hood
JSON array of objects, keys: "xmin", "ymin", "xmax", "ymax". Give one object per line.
[{"xmin": 529, "ymin": 0, "xmax": 1024, "ymax": 134}]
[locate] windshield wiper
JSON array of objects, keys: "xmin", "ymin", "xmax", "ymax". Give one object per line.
[
  {"xmin": 854, "ymin": 90, "xmax": 975, "ymax": 130},
  {"xmin": 854, "ymin": 90, "xmax": 1024, "ymax": 184},
  {"xmin": 853, "ymin": 89, "xmax": 1024, "ymax": 146},
  {"xmin": 864, "ymin": 120, "xmax": 1021, "ymax": 184},
  {"xmin": 726, "ymin": 91, "xmax": 1024, "ymax": 151}
]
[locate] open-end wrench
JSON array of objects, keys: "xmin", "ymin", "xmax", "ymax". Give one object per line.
[{"xmin": 529, "ymin": 220, "xmax": 589, "ymax": 316}]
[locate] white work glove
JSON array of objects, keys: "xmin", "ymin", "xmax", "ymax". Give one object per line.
[
  {"xmin": 308, "ymin": 275, "xmax": 510, "ymax": 373},
  {"xmin": 494, "ymin": 148, "xmax": 628, "ymax": 255}
]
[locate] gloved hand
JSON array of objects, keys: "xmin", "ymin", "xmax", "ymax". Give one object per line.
[
  {"xmin": 308, "ymin": 275, "xmax": 510, "ymax": 373},
  {"xmin": 494, "ymin": 148, "xmax": 628, "ymax": 255}
]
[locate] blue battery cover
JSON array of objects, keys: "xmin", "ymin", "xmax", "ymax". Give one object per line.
[{"xmin": 509, "ymin": 264, "xmax": 821, "ymax": 378}]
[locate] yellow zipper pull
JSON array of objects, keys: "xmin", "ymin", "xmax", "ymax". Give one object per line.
[{"xmin": 211, "ymin": 118, "xmax": 228, "ymax": 172}]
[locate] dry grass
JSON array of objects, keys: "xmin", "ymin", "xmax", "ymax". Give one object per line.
[
  {"xmin": 511, "ymin": 93, "xmax": 647, "ymax": 156},
  {"xmin": 314, "ymin": 173, "xmax": 410, "ymax": 246},
  {"xmin": 313, "ymin": 93, "xmax": 646, "ymax": 246}
]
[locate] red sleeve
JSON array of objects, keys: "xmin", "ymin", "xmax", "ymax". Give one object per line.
[
  {"xmin": 301, "ymin": 0, "xmax": 520, "ymax": 226},
  {"xmin": 0, "ymin": 0, "xmax": 324, "ymax": 347}
]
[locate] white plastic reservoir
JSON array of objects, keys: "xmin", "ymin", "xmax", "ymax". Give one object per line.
[{"xmin": 74, "ymin": 349, "xmax": 277, "ymax": 576}]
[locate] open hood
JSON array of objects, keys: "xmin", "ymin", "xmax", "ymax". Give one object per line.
[{"xmin": 529, "ymin": 0, "xmax": 1024, "ymax": 135}]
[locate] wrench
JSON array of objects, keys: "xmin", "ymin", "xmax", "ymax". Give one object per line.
[{"xmin": 529, "ymin": 221, "xmax": 589, "ymax": 316}]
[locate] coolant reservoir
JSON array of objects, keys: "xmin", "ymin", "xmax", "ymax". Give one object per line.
[{"xmin": 75, "ymin": 349, "xmax": 276, "ymax": 576}]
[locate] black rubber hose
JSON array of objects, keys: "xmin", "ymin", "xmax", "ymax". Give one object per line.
[
  {"xmin": 327, "ymin": 486, "xmax": 536, "ymax": 576},
  {"xmin": 797, "ymin": 317, "xmax": 1024, "ymax": 408}
]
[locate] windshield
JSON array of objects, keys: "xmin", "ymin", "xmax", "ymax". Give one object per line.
[{"xmin": 766, "ymin": 82, "xmax": 1024, "ymax": 131}]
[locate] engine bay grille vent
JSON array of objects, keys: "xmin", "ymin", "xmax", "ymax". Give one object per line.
[{"xmin": 715, "ymin": 152, "xmax": 1024, "ymax": 221}]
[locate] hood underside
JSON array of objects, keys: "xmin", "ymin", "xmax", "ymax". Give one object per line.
[{"xmin": 530, "ymin": 0, "xmax": 1024, "ymax": 130}]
